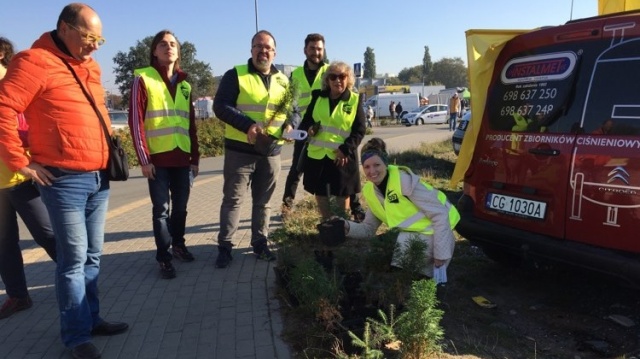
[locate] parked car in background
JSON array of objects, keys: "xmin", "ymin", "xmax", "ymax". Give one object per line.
[
  {"xmin": 108, "ymin": 110, "xmax": 128, "ymax": 130},
  {"xmin": 400, "ymin": 104, "xmax": 448, "ymax": 126},
  {"xmin": 452, "ymin": 111, "xmax": 471, "ymax": 155}
]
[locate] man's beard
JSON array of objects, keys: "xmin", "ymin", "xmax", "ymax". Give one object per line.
[
  {"xmin": 308, "ymin": 56, "xmax": 322, "ymax": 65},
  {"xmin": 255, "ymin": 58, "xmax": 270, "ymax": 72}
]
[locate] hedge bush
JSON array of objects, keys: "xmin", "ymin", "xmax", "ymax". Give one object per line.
[{"xmin": 114, "ymin": 117, "xmax": 226, "ymax": 168}]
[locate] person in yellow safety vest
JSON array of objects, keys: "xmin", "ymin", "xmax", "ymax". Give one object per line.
[
  {"xmin": 343, "ymin": 138, "xmax": 460, "ymax": 282},
  {"xmin": 213, "ymin": 30, "xmax": 295, "ymax": 269},
  {"xmin": 280, "ymin": 33, "xmax": 366, "ymax": 223},
  {"xmin": 0, "ymin": 36, "xmax": 57, "ymax": 320},
  {"xmin": 298, "ymin": 61, "xmax": 367, "ymax": 221},
  {"xmin": 128, "ymin": 30, "xmax": 200, "ymax": 280},
  {"xmin": 281, "ymin": 33, "xmax": 328, "ymax": 213}
]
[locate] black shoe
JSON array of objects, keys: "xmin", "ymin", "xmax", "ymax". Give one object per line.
[
  {"xmin": 91, "ymin": 320, "xmax": 129, "ymax": 336},
  {"xmin": 280, "ymin": 202, "xmax": 292, "ymax": 221},
  {"xmin": 0, "ymin": 295, "xmax": 33, "ymax": 319},
  {"xmin": 71, "ymin": 342, "xmax": 101, "ymax": 359},
  {"xmin": 159, "ymin": 261, "xmax": 176, "ymax": 279},
  {"xmin": 215, "ymin": 247, "xmax": 233, "ymax": 268},
  {"xmin": 282, "ymin": 196, "xmax": 294, "ymax": 209},
  {"xmin": 253, "ymin": 243, "xmax": 276, "ymax": 261},
  {"xmin": 172, "ymin": 244, "xmax": 195, "ymax": 262}
]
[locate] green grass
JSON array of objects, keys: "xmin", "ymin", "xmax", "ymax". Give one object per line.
[{"xmin": 274, "ymin": 139, "xmax": 462, "ymax": 358}]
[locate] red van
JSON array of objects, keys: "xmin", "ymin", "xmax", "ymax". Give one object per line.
[{"xmin": 456, "ymin": 12, "xmax": 640, "ymax": 284}]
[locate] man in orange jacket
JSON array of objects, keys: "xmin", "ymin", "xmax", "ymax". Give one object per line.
[{"xmin": 0, "ymin": 4, "xmax": 128, "ymax": 359}]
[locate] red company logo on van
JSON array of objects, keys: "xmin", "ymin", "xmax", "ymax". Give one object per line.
[{"xmin": 501, "ymin": 52, "xmax": 577, "ymax": 84}]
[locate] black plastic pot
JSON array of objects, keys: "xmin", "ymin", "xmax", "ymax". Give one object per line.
[{"xmin": 317, "ymin": 219, "xmax": 346, "ymax": 247}]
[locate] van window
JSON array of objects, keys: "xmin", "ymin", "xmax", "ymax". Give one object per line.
[
  {"xmin": 486, "ymin": 48, "xmax": 580, "ymax": 134},
  {"xmin": 486, "ymin": 39, "xmax": 640, "ymax": 136}
]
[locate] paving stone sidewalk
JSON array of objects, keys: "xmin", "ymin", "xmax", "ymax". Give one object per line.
[{"xmin": 0, "ymin": 156, "xmax": 294, "ymax": 359}]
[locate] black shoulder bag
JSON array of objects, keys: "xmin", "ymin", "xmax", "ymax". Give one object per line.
[{"xmin": 58, "ymin": 57, "xmax": 129, "ymax": 181}]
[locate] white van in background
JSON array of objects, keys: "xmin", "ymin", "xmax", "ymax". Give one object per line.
[
  {"xmin": 364, "ymin": 93, "xmax": 420, "ymax": 119},
  {"xmin": 194, "ymin": 97, "xmax": 214, "ymax": 119}
]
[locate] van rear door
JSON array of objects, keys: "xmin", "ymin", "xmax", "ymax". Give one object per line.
[
  {"xmin": 469, "ymin": 23, "xmax": 590, "ymax": 239},
  {"xmin": 470, "ymin": 14, "xmax": 640, "ymax": 255},
  {"xmin": 564, "ymin": 17, "xmax": 640, "ymax": 254}
]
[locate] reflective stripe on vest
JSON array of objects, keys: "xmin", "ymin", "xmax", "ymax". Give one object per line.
[
  {"xmin": 307, "ymin": 92, "xmax": 358, "ymax": 160},
  {"xmin": 362, "ymin": 165, "xmax": 460, "ymax": 234},
  {"xmin": 226, "ymin": 64, "xmax": 289, "ymax": 144},
  {"xmin": 291, "ymin": 63, "xmax": 327, "ymax": 117},
  {"xmin": 134, "ymin": 67, "xmax": 191, "ymax": 154}
]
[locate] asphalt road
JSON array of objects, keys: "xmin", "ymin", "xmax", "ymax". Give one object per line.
[
  {"xmin": 107, "ymin": 123, "xmax": 453, "ymax": 213},
  {"xmin": 14, "ymin": 122, "xmax": 456, "ymax": 231}
]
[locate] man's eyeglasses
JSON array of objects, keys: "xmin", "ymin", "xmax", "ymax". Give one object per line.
[
  {"xmin": 252, "ymin": 44, "xmax": 274, "ymax": 52},
  {"xmin": 66, "ymin": 22, "xmax": 106, "ymax": 46},
  {"xmin": 328, "ymin": 73, "xmax": 347, "ymax": 81}
]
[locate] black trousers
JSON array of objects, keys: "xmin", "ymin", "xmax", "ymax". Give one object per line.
[{"xmin": 283, "ymin": 140, "xmax": 362, "ymax": 210}]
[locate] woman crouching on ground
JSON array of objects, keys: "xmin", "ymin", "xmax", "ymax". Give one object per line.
[{"xmin": 343, "ymin": 138, "xmax": 460, "ymax": 282}]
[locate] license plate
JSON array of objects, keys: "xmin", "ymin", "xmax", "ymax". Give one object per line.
[{"xmin": 485, "ymin": 193, "xmax": 546, "ymax": 219}]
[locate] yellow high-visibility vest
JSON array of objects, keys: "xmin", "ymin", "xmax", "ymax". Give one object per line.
[
  {"xmin": 290, "ymin": 63, "xmax": 327, "ymax": 117},
  {"xmin": 134, "ymin": 67, "xmax": 191, "ymax": 154},
  {"xmin": 0, "ymin": 159, "xmax": 28, "ymax": 189},
  {"xmin": 363, "ymin": 165, "xmax": 460, "ymax": 234},
  {"xmin": 307, "ymin": 92, "xmax": 358, "ymax": 160},
  {"xmin": 226, "ymin": 64, "xmax": 289, "ymax": 144}
]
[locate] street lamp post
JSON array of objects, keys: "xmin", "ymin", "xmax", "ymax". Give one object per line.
[
  {"xmin": 254, "ymin": 0, "xmax": 259, "ymax": 32},
  {"xmin": 570, "ymin": 0, "xmax": 574, "ymax": 20}
]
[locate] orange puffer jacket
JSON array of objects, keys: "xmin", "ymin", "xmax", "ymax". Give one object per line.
[{"xmin": 0, "ymin": 32, "xmax": 110, "ymax": 172}]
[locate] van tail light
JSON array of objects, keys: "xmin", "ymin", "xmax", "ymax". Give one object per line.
[{"xmin": 554, "ymin": 28, "xmax": 599, "ymax": 42}]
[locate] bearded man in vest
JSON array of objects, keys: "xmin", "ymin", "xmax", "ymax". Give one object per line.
[
  {"xmin": 280, "ymin": 33, "xmax": 327, "ymax": 216},
  {"xmin": 129, "ymin": 30, "xmax": 200, "ymax": 279},
  {"xmin": 213, "ymin": 30, "xmax": 293, "ymax": 268}
]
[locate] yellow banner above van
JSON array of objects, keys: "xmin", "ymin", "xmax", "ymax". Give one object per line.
[
  {"xmin": 449, "ymin": 29, "xmax": 529, "ymax": 188},
  {"xmin": 598, "ymin": 0, "xmax": 640, "ymax": 15}
]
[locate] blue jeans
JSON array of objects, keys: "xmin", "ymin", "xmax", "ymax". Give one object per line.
[
  {"xmin": 38, "ymin": 167, "xmax": 109, "ymax": 348},
  {"xmin": 147, "ymin": 166, "xmax": 191, "ymax": 262},
  {"xmin": 218, "ymin": 149, "xmax": 280, "ymax": 249},
  {"xmin": 449, "ymin": 113, "xmax": 458, "ymax": 131},
  {"xmin": 0, "ymin": 181, "xmax": 56, "ymax": 298}
]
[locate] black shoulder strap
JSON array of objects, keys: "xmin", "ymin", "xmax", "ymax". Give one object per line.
[{"xmin": 57, "ymin": 56, "xmax": 114, "ymax": 150}]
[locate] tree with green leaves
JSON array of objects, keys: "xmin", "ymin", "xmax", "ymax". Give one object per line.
[
  {"xmin": 430, "ymin": 57, "xmax": 468, "ymax": 88},
  {"xmin": 363, "ymin": 47, "xmax": 376, "ymax": 80},
  {"xmin": 113, "ymin": 36, "xmax": 215, "ymax": 107},
  {"xmin": 422, "ymin": 46, "xmax": 433, "ymax": 83},
  {"xmin": 397, "ymin": 65, "xmax": 423, "ymax": 84}
]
